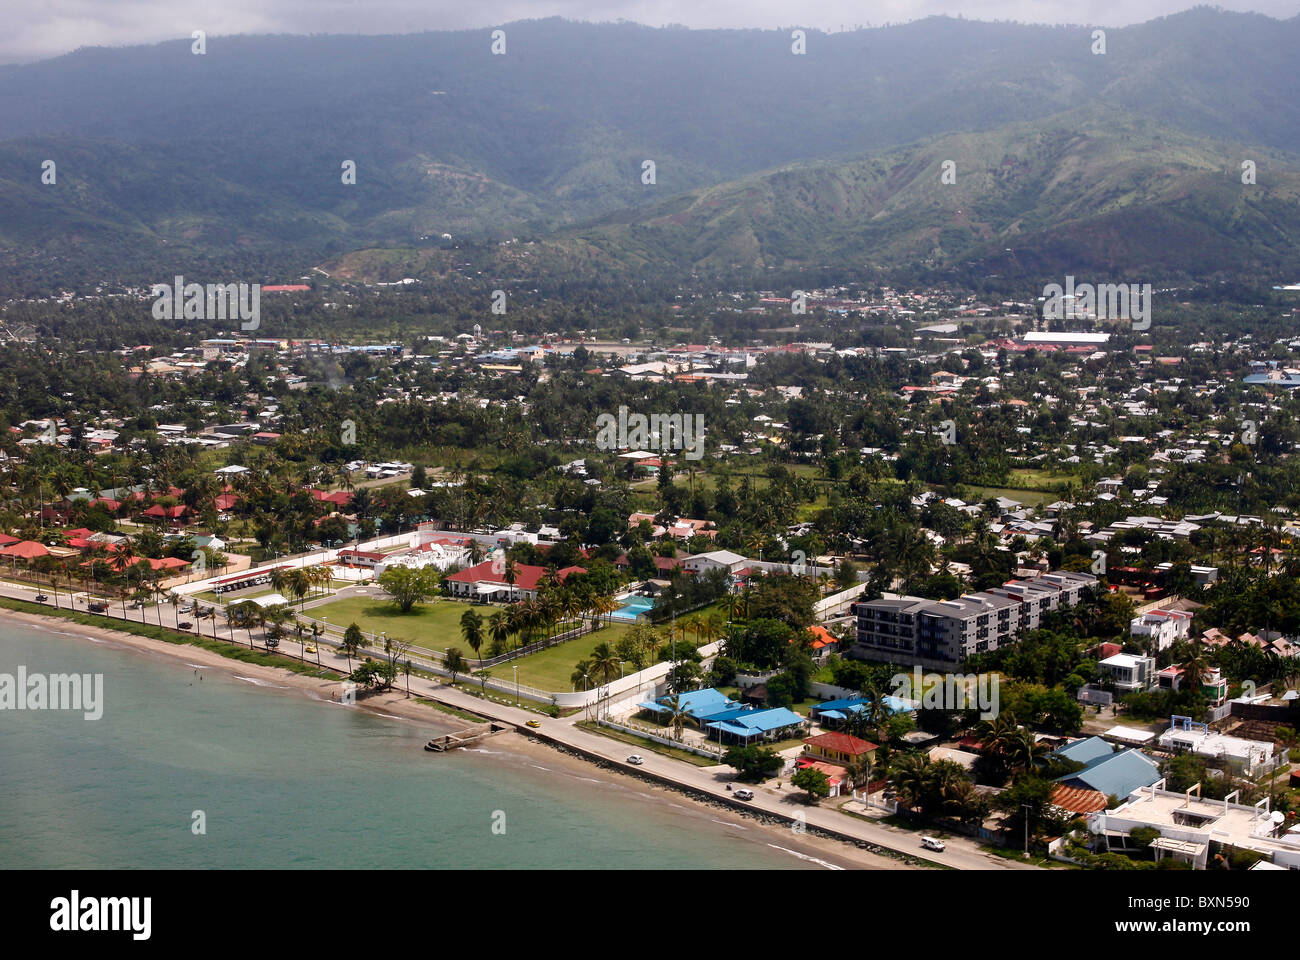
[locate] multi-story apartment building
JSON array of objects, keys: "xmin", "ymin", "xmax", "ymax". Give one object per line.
[{"xmin": 851, "ymin": 570, "xmax": 1098, "ymax": 669}]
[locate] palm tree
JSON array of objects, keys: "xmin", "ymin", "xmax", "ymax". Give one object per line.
[
  {"xmin": 504, "ymin": 557, "xmax": 517, "ymax": 602},
  {"xmin": 269, "ymin": 565, "xmax": 288, "ymax": 598},
  {"xmin": 288, "ymin": 567, "xmax": 311, "ymax": 610},
  {"xmin": 309, "ymin": 621, "xmax": 323, "ymax": 665},
  {"xmin": 588, "ymin": 642, "xmax": 622, "ymax": 719},
  {"xmin": 1005, "ymin": 728, "xmax": 1050, "ymax": 774},
  {"xmin": 460, "ymin": 608, "xmax": 485, "ymax": 657},
  {"xmin": 487, "ymin": 610, "xmax": 510, "ymax": 658},
  {"xmin": 1182, "ymin": 641, "xmax": 1210, "ymax": 690},
  {"xmin": 662, "ymin": 694, "xmax": 691, "ymax": 741},
  {"xmin": 890, "ymin": 752, "xmax": 932, "ymax": 813}
]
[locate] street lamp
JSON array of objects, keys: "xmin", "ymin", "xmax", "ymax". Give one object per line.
[{"xmin": 512, "ymin": 664, "xmax": 519, "ymax": 705}]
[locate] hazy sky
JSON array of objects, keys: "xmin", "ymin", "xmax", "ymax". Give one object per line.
[{"xmin": 2, "ymin": 1, "xmax": 1297, "ymax": 64}]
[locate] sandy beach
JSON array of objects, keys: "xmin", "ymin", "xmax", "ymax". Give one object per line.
[{"xmin": 5, "ymin": 608, "xmax": 913, "ymax": 870}]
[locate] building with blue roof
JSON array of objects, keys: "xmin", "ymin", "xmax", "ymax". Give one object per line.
[
  {"xmin": 706, "ymin": 707, "xmax": 809, "ymax": 744},
  {"xmin": 811, "ymin": 695, "xmax": 914, "ymax": 724},
  {"xmin": 1051, "ymin": 741, "xmax": 1162, "ymax": 812},
  {"xmin": 1053, "ymin": 735, "xmax": 1117, "ymax": 767},
  {"xmin": 637, "ymin": 688, "xmax": 741, "ymax": 727}
]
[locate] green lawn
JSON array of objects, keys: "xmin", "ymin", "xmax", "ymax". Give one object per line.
[
  {"xmin": 312, "ymin": 595, "xmax": 490, "ymax": 653},
  {"xmin": 506, "ymin": 620, "xmax": 636, "ymax": 691}
]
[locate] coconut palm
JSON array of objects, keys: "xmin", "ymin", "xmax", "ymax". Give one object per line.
[
  {"xmin": 890, "ymin": 752, "xmax": 932, "ymax": 813},
  {"xmin": 662, "ymin": 694, "xmax": 691, "ymax": 741},
  {"xmin": 460, "ymin": 608, "xmax": 484, "ymax": 657},
  {"xmin": 488, "ymin": 610, "xmax": 510, "ymax": 658},
  {"xmin": 588, "ymin": 641, "xmax": 622, "ymax": 718},
  {"xmin": 1005, "ymin": 728, "xmax": 1050, "ymax": 774}
]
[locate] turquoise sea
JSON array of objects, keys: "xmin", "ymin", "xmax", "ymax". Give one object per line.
[{"xmin": 0, "ymin": 619, "xmax": 825, "ymax": 870}]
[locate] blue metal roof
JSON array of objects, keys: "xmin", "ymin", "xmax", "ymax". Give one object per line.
[
  {"xmin": 1058, "ymin": 749, "xmax": 1161, "ymax": 798},
  {"xmin": 639, "ymin": 688, "xmax": 739, "ymax": 719},
  {"xmin": 707, "ymin": 707, "xmax": 806, "ymax": 736},
  {"xmin": 1053, "ymin": 735, "xmax": 1115, "ymax": 766}
]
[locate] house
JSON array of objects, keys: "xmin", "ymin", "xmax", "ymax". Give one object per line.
[
  {"xmin": 1090, "ymin": 783, "xmax": 1300, "ymax": 870},
  {"xmin": 801, "ymin": 731, "xmax": 878, "ymax": 766},
  {"xmin": 1156, "ymin": 665, "xmax": 1229, "ymax": 704},
  {"xmin": 442, "ymin": 560, "xmax": 585, "ymax": 602},
  {"xmin": 1130, "ymin": 609, "xmax": 1193, "ymax": 651},
  {"xmin": 682, "ymin": 550, "xmax": 748, "ymax": 576},
  {"xmin": 1049, "ymin": 736, "xmax": 1161, "ymax": 813},
  {"xmin": 1098, "ymin": 653, "xmax": 1156, "ymax": 692},
  {"xmin": 337, "ymin": 549, "xmax": 386, "ymax": 569}
]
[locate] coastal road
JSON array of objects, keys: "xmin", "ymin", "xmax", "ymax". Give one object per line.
[{"xmin": 2, "ymin": 581, "xmax": 1038, "ymax": 871}]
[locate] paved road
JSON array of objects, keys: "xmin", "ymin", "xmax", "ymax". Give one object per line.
[{"xmin": 1, "ymin": 579, "xmax": 1038, "ymax": 871}]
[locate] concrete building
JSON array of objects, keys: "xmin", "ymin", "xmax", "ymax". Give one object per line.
[
  {"xmin": 850, "ymin": 570, "xmax": 1097, "ymax": 668},
  {"xmin": 1089, "ymin": 781, "xmax": 1300, "ymax": 869},
  {"xmin": 1130, "ymin": 609, "xmax": 1193, "ymax": 651},
  {"xmin": 1098, "ymin": 653, "xmax": 1157, "ymax": 692}
]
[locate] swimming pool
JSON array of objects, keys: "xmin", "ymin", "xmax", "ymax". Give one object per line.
[{"xmin": 610, "ymin": 596, "xmax": 656, "ymax": 621}]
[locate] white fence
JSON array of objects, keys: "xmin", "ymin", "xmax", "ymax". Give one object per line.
[{"xmin": 595, "ymin": 718, "xmax": 726, "ymax": 760}]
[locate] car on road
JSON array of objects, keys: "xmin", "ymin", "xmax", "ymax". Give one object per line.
[
  {"xmin": 921, "ymin": 836, "xmax": 946, "ymax": 852},
  {"xmin": 304, "ymin": 646, "xmax": 317, "ymax": 655},
  {"xmin": 525, "ymin": 720, "xmax": 541, "ymax": 728},
  {"xmin": 87, "ymin": 602, "xmax": 109, "ymax": 613},
  {"xmin": 177, "ymin": 621, "xmax": 194, "ymax": 630},
  {"xmin": 626, "ymin": 755, "xmax": 644, "ymax": 765},
  {"xmin": 733, "ymin": 788, "xmax": 755, "ymax": 801},
  {"xmin": 33, "ymin": 594, "xmax": 48, "ymax": 602}
]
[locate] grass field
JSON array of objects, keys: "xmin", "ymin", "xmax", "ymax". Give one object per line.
[
  {"xmin": 312, "ymin": 595, "xmax": 488, "ymax": 652},
  {"xmin": 506, "ymin": 620, "xmax": 636, "ymax": 691}
]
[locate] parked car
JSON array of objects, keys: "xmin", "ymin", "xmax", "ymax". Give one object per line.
[
  {"xmin": 525, "ymin": 720, "xmax": 541, "ymax": 728},
  {"xmin": 734, "ymin": 788, "xmax": 755, "ymax": 801},
  {"xmin": 626, "ymin": 755, "xmax": 644, "ymax": 765},
  {"xmin": 177, "ymin": 621, "xmax": 194, "ymax": 630},
  {"xmin": 87, "ymin": 602, "xmax": 109, "ymax": 613},
  {"xmin": 921, "ymin": 836, "xmax": 946, "ymax": 852},
  {"xmin": 33, "ymin": 594, "xmax": 48, "ymax": 602}
]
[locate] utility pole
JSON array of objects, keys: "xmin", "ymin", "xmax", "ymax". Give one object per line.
[{"xmin": 1022, "ymin": 803, "xmax": 1032, "ymax": 858}]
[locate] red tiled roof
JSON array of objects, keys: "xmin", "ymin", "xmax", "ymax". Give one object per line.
[
  {"xmin": 0, "ymin": 540, "xmax": 49, "ymax": 559},
  {"xmin": 1051, "ymin": 785, "xmax": 1109, "ymax": 814},
  {"xmin": 803, "ymin": 732, "xmax": 877, "ymax": 755},
  {"xmin": 445, "ymin": 560, "xmax": 546, "ymax": 591}
]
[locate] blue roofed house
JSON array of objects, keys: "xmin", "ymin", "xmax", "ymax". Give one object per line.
[
  {"xmin": 637, "ymin": 688, "xmax": 740, "ymax": 728},
  {"xmin": 705, "ymin": 707, "xmax": 809, "ymax": 745},
  {"xmin": 811, "ymin": 695, "xmax": 915, "ymax": 726},
  {"xmin": 1050, "ymin": 736, "xmax": 1162, "ymax": 814},
  {"xmin": 637, "ymin": 688, "xmax": 809, "ymax": 744}
]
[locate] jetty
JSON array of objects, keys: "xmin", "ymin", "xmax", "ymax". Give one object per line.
[{"xmin": 424, "ymin": 720, "xmax": 510, "ymax": 752}]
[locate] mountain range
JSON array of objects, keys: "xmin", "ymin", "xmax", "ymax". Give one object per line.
[{"xmin": 1, "ymin": 9, "xmax": 1298, "ymax": 292}]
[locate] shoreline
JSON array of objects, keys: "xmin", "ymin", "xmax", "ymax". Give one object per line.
[{"xmin": 5, "ymin": 606, "xmax": 911, "ymax": 870}]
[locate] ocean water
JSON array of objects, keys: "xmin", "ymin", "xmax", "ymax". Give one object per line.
[{"xmin": 0, "ymin": 620, "xmax": 825, "ymax": 870}]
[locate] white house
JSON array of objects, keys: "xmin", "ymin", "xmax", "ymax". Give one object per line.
[
  {"xmin": 1130, "ymin": 609, "xmax": 1193, "ymax": 651},
  {"xmin": 1098, "ymin": 653, "xmax": 1156, "ymax": 692},
  {"xmin": 682, "ymin": 550, "xmax": 748, "ymax": 576}
]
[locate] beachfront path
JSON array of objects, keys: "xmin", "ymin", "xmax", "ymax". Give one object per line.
[{"xmin": 3, "ymin": 581, "xmax": 1039, "ymax": 871}]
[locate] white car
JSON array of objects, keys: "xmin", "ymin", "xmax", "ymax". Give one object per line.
[
  {"xmin": 921, "ymin": 836, "xmax": 946, "ymax": 852},
  {"xmin": 733, "ymin": 788, "xmax": 755, "ymax": 801},
  {"xmin": 626, "ymin": 755, "xmax": 644, "ymax": 766}
]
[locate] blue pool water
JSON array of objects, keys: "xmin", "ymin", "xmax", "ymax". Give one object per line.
[{"xmin": 611, "ymin": 596, "xmax": 656, "ymax": 621}]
